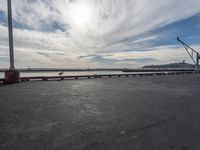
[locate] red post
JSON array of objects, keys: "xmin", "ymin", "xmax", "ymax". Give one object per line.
[{"xmin": 4, "ymin": 69, "xmax": 20, "ymax": 84}]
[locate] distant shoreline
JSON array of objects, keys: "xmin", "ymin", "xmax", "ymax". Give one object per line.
[
  {"xmin": 0, "ymin": 68, "xmax": 196, "ymax": 73},
  {"xmin": 0, "ymin": 62, "xmax": 196, "ymax": 72},
  {"xmin": 0, "ymin": 68, "xmax": 125, "ymax": 72}
]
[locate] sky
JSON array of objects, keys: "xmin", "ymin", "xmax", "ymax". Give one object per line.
[{"xmin": 0, "ymin": 0, "xmax": 200, "ymax": 68}]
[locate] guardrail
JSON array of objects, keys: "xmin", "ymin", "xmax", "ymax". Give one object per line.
[{"xmin": 0, "ymin": 71, "xmax": 196, "ymax": 84}]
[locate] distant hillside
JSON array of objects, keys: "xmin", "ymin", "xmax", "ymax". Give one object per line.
[{"xmin": 143, "ymin": 62, "xmax": 195, "ymax": 69}]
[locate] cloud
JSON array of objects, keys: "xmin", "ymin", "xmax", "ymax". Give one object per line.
[
  {"xmin": 102, "ymin": 45, "xmax": 200, "ymax": 65},
  {"xmin": 0, "ymin": 0, "xmax": 200, "ymax": 68}
]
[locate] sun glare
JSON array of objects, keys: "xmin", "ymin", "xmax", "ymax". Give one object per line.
[{"xmin": 69, "ymin": 2, "xmax": 93, "ymax": 27}]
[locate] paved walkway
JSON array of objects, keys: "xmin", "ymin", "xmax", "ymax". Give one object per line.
[{"xmin": 0, "ymin": 74, "xmax": 200, "ymax": 150}]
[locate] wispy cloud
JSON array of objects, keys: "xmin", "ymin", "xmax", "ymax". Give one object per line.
[{"xmin": 0, "ymin": 0, "xmax": 200, "ymax": 68}]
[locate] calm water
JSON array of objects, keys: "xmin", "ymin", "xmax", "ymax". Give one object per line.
[{"xmin": 0, "ymin": 71, "xmax": 127, "ymax": 78}]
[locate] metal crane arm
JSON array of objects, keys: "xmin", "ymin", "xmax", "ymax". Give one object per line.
[
  {"xmin": 177, "ymin": 37, "xmax": 199, "ymax": 54},
  {"xmin": 182, "ymin": 44, "xmax": 196, "ymax": 64},
  {"xmin": 177, "ymin": 37, "xmax": 200, "ymax": 72}
]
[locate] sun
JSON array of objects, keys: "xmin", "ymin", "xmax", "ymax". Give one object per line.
[{"xmin": 69, "ymin": 2, "xmax": 93, "ymax": 27}]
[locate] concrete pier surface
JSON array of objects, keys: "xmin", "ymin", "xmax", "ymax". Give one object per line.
[{"xmin": 0, "ymin": 74, "xmax": 200, "ymax": 150}]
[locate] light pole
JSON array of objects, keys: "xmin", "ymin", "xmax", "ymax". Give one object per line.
[
  {"xmin": 4, "ymin": 0, "xmax": 20, "ymax": 84},
  {"xmin": 7, "ymin": 0, "xmax": 15, "ymax": 69}
]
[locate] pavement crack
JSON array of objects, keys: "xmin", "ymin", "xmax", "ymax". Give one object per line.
[
  {"xmin": 127, "ymin": 118, "xmax": 173, "ymax": 133},
  {"xmin": 83, "ymin": 118, "xmax": 174, "ymax": 150}
]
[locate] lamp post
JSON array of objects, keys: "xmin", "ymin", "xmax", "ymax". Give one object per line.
[
  {"xmin": 4, "ymin": 0, "xmax": 20, "ymax": 83},
  {"xmin": 7, "ymin": 0, "xmax": 15, "ymax": 69}
]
